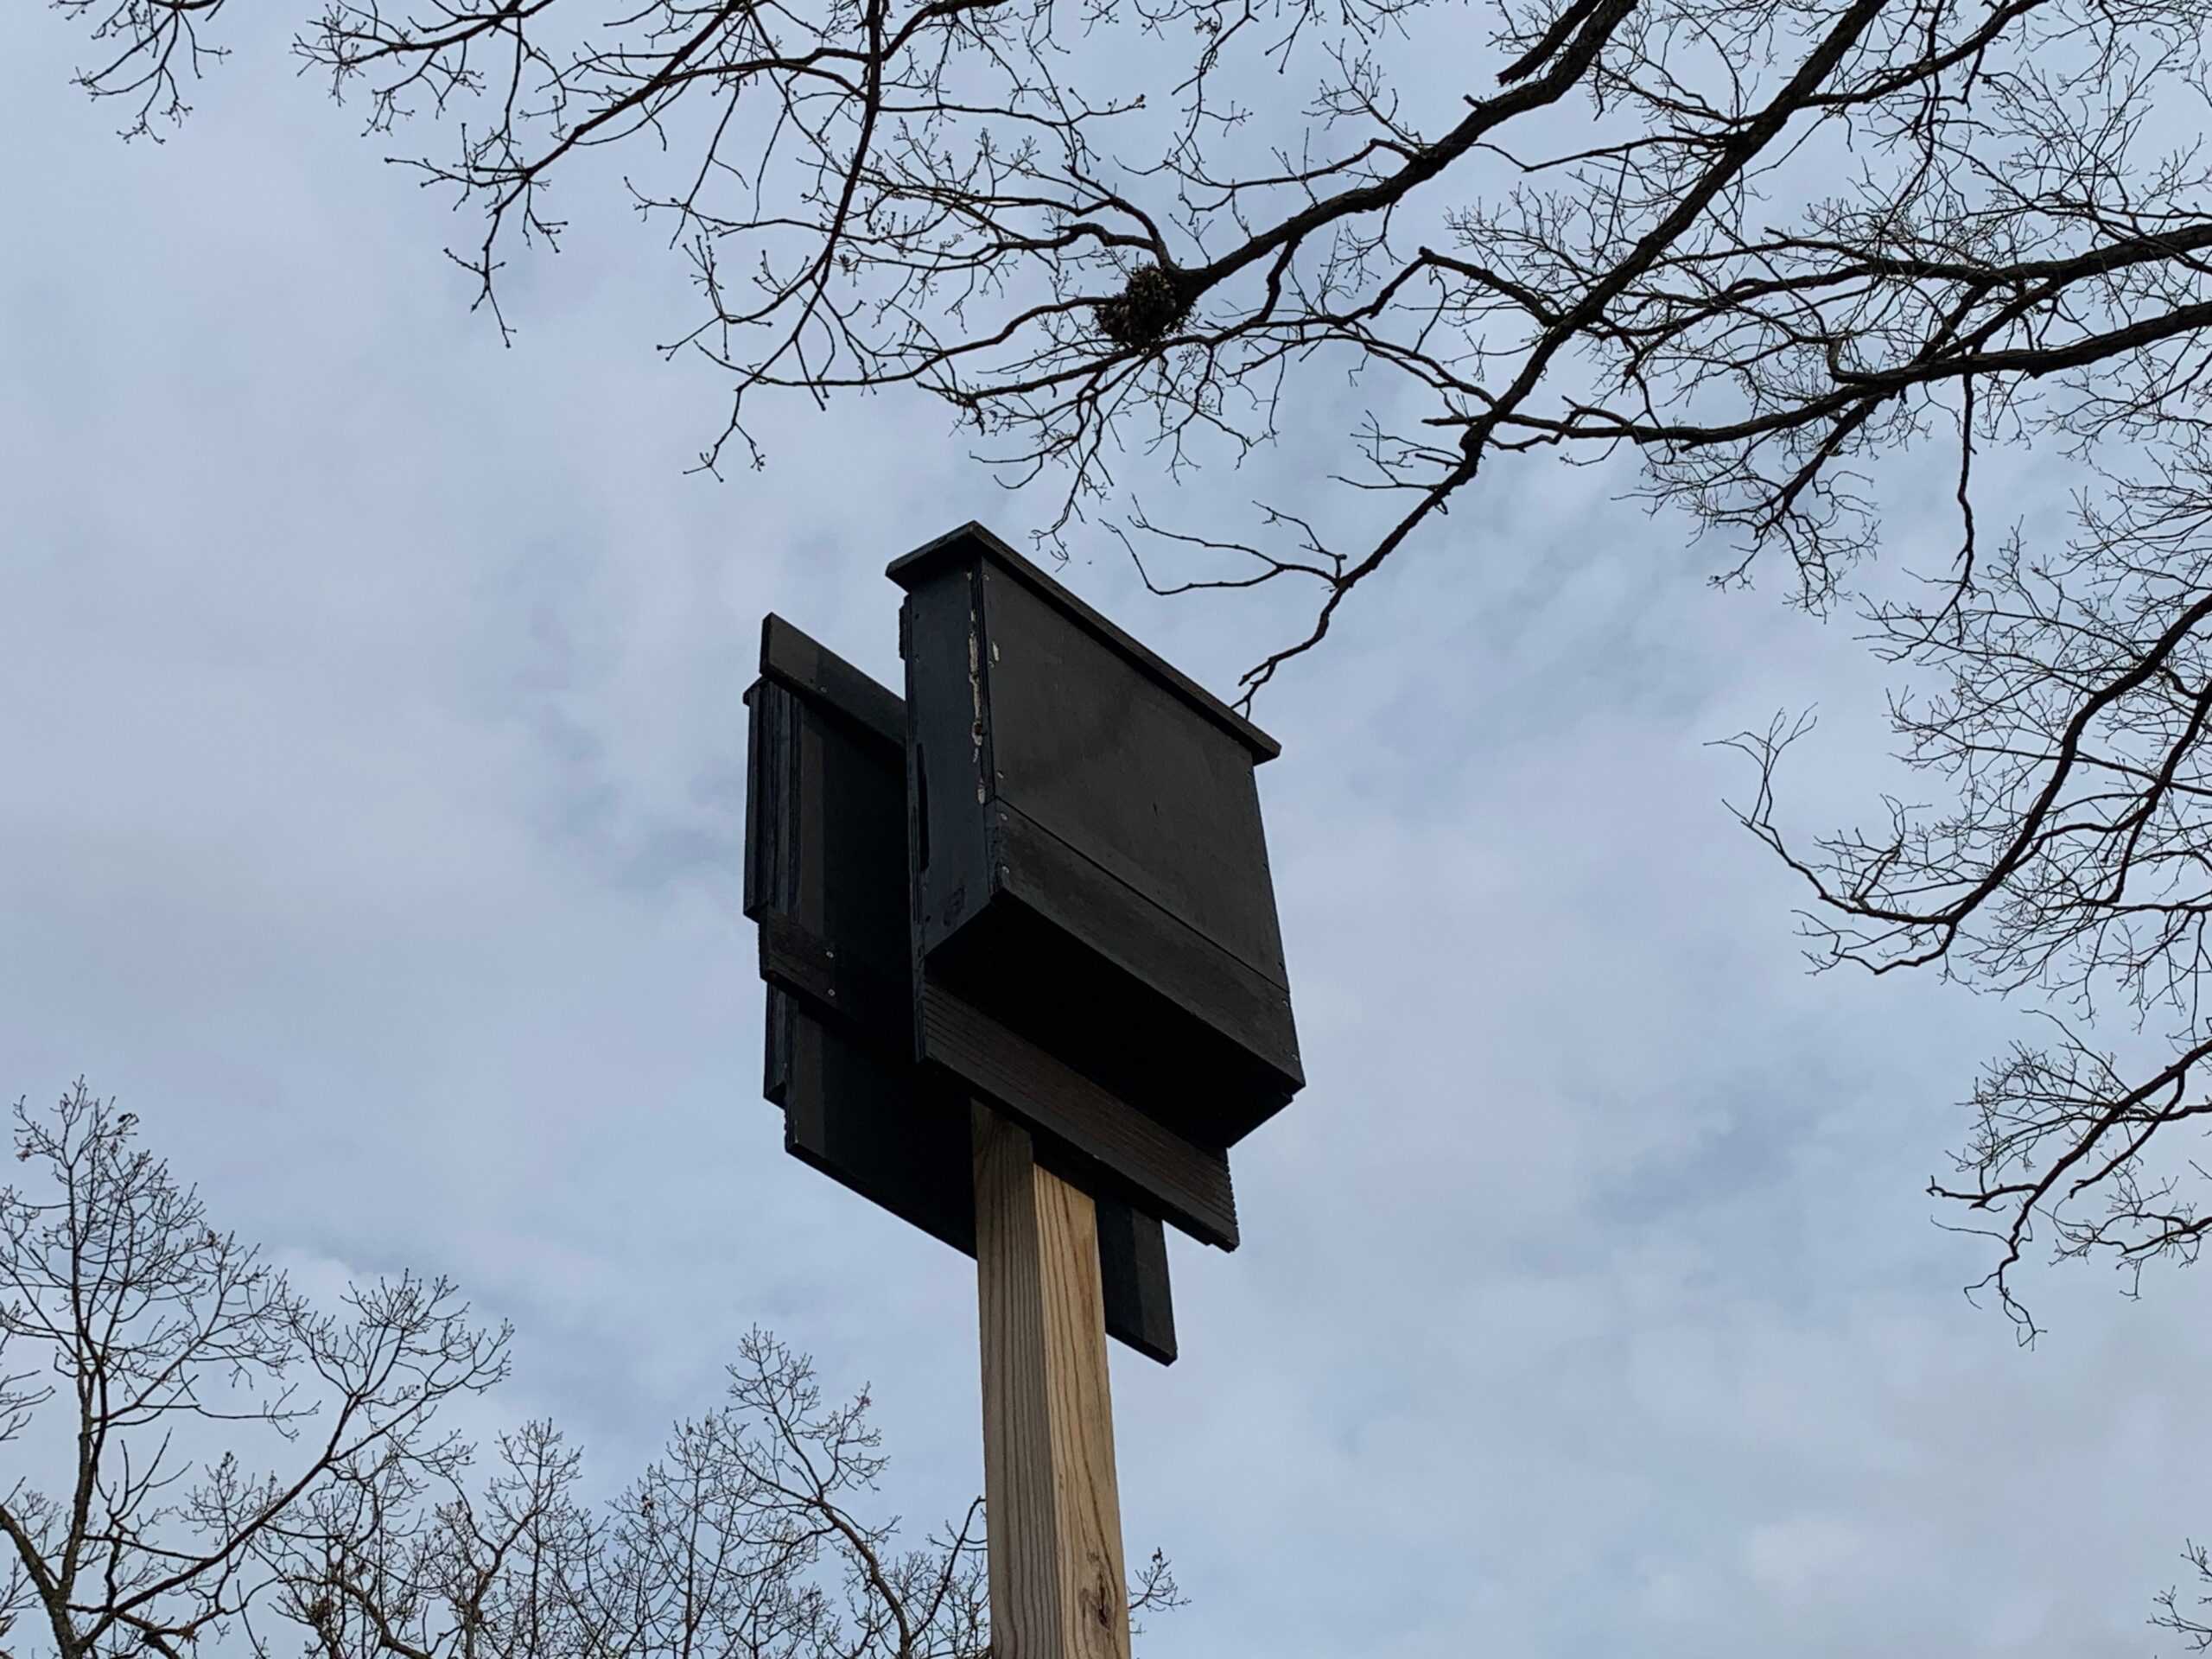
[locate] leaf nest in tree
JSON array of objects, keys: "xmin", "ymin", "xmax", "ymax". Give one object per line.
[{"xmin": 1095, "ymin": 264, "xmax": 1192, "ymax": 347}]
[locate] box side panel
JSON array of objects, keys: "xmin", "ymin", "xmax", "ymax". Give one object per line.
[
  {"xmin": 901, "ymin": 569, "xmax": 996, "ymax": 961},
  {"xmin": 743, "ymin": 681, "xmax": 803, "ymax": 925},
  {"xmin": 815, "ymin": 705, "xmax": 908, "ymax": 996},
  {"xmin": 1094, "ymin": 1197, "xmax": 1176, "ymax": 1364},
  {"xmin": 744, "ymin": 686, "xmax": 766, "ymax": 919},
  {"xmin": 747, "ymin": 677, "xmax": 907, "ymax": 1007},
  {"xmin": 981, "ymin": 568, "xmax": 1288, "ymax": 988},
  {"xmin": 765, "ymin": 983, "xmax": 798, "ymax": 1108},
  {"xmin": 779, "ymin": 1002, "xmax": 976, "ymax": 1256}
]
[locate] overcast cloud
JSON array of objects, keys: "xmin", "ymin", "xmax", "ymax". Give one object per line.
[{"xmin": 6, "ymin": 9, "xmax": 2212, "ymax": 1656}]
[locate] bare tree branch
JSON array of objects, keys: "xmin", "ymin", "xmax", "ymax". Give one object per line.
[{"xmin": 1, "ymin": 1085, "xmax": 1178, "ymax": 1659}]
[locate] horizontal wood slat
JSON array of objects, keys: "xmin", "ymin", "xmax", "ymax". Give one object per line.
[
  {"xmin": 760, "ymin": 613, "xmax": 904, "ymax": 751},
  {"xmin": 755, "ymin": 911, "xmax": 911, "ymax": 1056},
  {"xmin": 920, "ymin": 981, "xmax": 1239, "ymax": 1250},
  {"xmin": 997, "ymin": 803, "xmax": 1302, "ymax": 1088}
]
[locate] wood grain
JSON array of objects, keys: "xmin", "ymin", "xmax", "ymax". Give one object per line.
[{"xmin": 974, "ymin": 1106, "xmax": 1132, "ymax": 1659}]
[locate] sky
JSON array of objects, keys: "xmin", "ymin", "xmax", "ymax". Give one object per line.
[{"xmin": 7, "ymin": 7, "xmax": 2212, "ymax": 1657}]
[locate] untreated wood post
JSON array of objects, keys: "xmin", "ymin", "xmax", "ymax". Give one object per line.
[{"xmin": 973, "ymin": 1104, "xmax": 1132, "ymax": 1659}]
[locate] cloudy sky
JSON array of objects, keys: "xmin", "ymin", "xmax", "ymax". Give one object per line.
[{"xmin": 7, "ymin": 8, "xmax": 2212, "ymax": 1656}]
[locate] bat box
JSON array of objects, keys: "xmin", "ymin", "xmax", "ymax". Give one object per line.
[
  {"xmin": 744, "ymin": 613, "xmax": 1177, "ymax": 1363},
  {"xmin": 889, "ymin": 524, "xmax": 1303, "ymax": 1154}
]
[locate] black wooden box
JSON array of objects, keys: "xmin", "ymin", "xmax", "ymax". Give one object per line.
[
  {"xmin": 889, "ymin": 524, "xmax": 1303, "ymax": 1153},
  {"xmin": 744, "ymin": 614, "xmax": 1177, "ymax": 1363}
]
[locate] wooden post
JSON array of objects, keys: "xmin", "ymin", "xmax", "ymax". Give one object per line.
[{"xmin": 973, "ymin": 1105, "xmax": 1132, "ymax": 1659}]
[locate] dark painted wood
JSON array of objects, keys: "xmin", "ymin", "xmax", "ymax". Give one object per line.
[
  {"xmin": 918, "ymin": 898, "xmax": 1294, "ymax": 1155},
  {"xmin": 982, "ymin": 569, "xmax": 1287, "ymax": 984},
  {"xmin": 776, "ymin": 999, "xmax": 1178, "ymax": 1363},
  {"xmin": 993, "ymin": 804, "xmax": 1300, "ymax": 1135},
  {"xmin": 756, "ymin": 910, "xmax": 910, "ymax": 1051},
  {"xmin": 887, "ymin": 522, "xmax": 1278, "ymax": 760},
  {"xmin": 899, "ymin": 564, "xmax": 996, "ymax": 963},
  {"xmin": 746, "ymin": 613, "xmax": 1179, "ymax": 1360},
  {"xmin": 1093, "ymin": 1192, "xmax": 1176, "ymax": 1364},
  {"xmin": 760, "ymin": 613, "xmax": 904, "ymax": 750},
  {"xmin": 889, "ymin": 526, "xmax": 1303, "ymax": 1149},
  {"xmin": 743, "ymin": 624, "xmax": 910, "ymax": 1037},
  {"xmin": 743, "ymin": 667, "xmax": 799, "ymax": 924},
  {"xmin": 918, "ymin": 979, "xmax": 1240, "ymax": 1251},
  {"xmin": 769, "ymin": 987, "xmax": 976, "ymax": 1256}
]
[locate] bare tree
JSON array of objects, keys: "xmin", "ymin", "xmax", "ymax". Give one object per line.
[
  {"xmin": 2157, "ymin": 1539, "xmax": 2212, "ymax": 1651},
  {"xmin": 268, "ymin": 1340, "xmax": 1002, "ymax": 1659},
  {"xmin": 51, "ymin": 0, "xmax": 2212, "ymax": 1323},
  {"xmin": 0, "ymin": 1081, "xmax": 511, "ymax": 1659},
  {"xmin": 0, "ymin": 1084, "xmax": 1180, "ymax": 1659},
  {"xmin": 1725, "ymin": 441, "xmax": 2212, "ymax": 1339},
  {"xmin": 273, "ymin": 1334, "xmax": 1181, "ymax": 1659},
  {"xmin": 54, "ymin": 0, "xmax": 2211, "ymax": 672}
]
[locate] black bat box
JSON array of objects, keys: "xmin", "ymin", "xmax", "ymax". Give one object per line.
[
  {"xmin": 889, "ymin": 524, "xmax": 1303, "ymax": 1152},
  {"xmin": 743, "ymin": 613, "xmax": 1179, "ymax": 1363}
]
